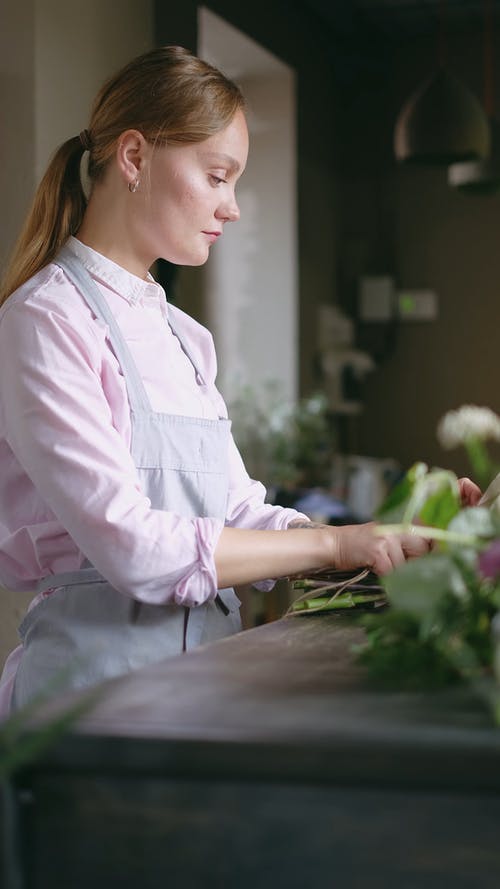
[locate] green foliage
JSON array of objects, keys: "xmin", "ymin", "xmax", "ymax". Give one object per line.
[
  {"xmin": 375, "ymin": 462, "xmax": 428, "ymax": 524},
  {"xmin": 357, "ymin": 610, "xmax": 460, "ymax": 690},
  {"xmin": 419, "ymin": 484, "xmax": 460, "ymax": 529},
  {"xmin": 358, "ymin": 451, "xmax": 500, "ymax": 724},
  {"xmin": 358, "ymin": 551, "xmax": 498, "ymax": 686},
  {"xmin": 383, "ymin": 552, "xmax": 467, "ymax": 619},
  {"xmin": 0, "ymin": 671, "xmax": 99, "ymax": 780},
  {"xmin": 464, "ymin": 437, "xmax": 499, "ymax": 490},
  {"xmin": 376, "ymin": 462, "xmax": 461, "ymax": 529}
]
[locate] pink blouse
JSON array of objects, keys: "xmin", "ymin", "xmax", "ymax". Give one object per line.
[{"xmin": 0, "ymin": 238, "xmax": 305, "ymax": 607}]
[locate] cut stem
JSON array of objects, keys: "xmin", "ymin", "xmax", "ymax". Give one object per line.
[{"xmin": 375, "ymin": 524, "xmax": 478, "ymax": 546}]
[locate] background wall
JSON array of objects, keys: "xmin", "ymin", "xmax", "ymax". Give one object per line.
[
  {"xmin": 0, "ymin": 1, "xmax": 36, "ymax": 272},
  {"xmin": 0, "ymin": 0, "xmax": 153, "ymax": 268},
  {"xmin": 34, "ymin": 0, "xmax": 153, "ymax": 182}
]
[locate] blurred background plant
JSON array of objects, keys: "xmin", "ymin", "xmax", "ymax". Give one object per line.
[{"xmin": 229, "ymin": 382, "xmax": 335, "ymax": 492}]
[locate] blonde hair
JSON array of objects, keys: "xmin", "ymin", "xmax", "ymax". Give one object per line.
[{"xmin": 0, "ymin": 46, "xmax": 244, "ymax": 305}]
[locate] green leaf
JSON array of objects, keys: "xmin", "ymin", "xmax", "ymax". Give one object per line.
[
  {"xmin": 418, "ymin": 483, "xmax": 460, "ymax": 529},
  {"xmin": 464, "ymin": 438, "xmax": 498, "ymax": 490},
  {"xmin": 383, "ymin": 552, "xmax": 468, "ymax": 618},
  {"xmin": 377, "ymin": 463, "xmax": 460, "ymax": 528},
  {"xmin": 376, "ymin": 462, "xmax": 428, "ymax": 524},
  {"xmin": 0, "ymin": 695, "xmax": 94, "ymax": 780},
  {"xmin": 355, "ymin": 610, "xmax": 460, "ymax": 689},
  {"xmin": 404, "ymin": 468, "xmax": 459, "ymax": 527},
  {"xmin": 490, "ymin": 585, "xmax": 500, "ymax": 608},
  {"xmin": 435, "ymin": 630, "xmax": 483, "ymax": 680},
  {"xmin": 0, "ymin": 665, "xmax": 101, "ymax": 780}
]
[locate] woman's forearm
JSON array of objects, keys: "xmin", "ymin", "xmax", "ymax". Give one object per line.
[{"xmin": 214, "ymin": 524, "xmax": 333, "ymax": 589}]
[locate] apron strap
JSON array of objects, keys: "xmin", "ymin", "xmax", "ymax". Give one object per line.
[
  {"xmin": 167, "ymin": 311, "xmax": 207, "ymax": 387},
  {"xmin": 55, "ymin": 247, "xmax": 152, "ymax": 413}
]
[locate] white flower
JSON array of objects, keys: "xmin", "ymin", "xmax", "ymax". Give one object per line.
[
  {"xmin": 268, "ymin": 401, "xmax": 294, "ymax": 433},
  {"xmin": 304, "ymin": 393, "xmax": 328, "ymax": 415},
  {"xmin": 437, "ymin": 405, "xmax": 500, "ymax": 449}
]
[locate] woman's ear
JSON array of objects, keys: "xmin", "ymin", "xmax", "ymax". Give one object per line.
[{"xmin": 116, "ymin": 130, "xmax": 149, "ymax": 188}]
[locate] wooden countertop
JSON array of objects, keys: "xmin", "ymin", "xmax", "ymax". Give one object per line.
[{"xmin": 34, "ymin": 612, "xmax": 500, "ymax": 792}]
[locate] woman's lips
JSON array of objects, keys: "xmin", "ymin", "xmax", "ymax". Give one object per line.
[{"xmin": 202, "ymin": 231, "xmax": 221, "ymax": 244}]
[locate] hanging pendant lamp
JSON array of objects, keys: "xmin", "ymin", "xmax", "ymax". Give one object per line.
[
  {"xmin": 448, "ymin": 0, "xmax": 500, "ymax": 194},
  {"xmin": 394, "ymin": 1, "xmax": 490, "ymax": 165},
  {"xmin": 394, "ymin": 66, "xmax": 491, "ymax": 165},
  {"xmin": 448, "ymin": 118, "xmax": 500, "ymax": 194}
]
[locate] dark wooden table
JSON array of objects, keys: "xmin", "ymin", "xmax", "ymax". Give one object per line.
[{"xmin": 4, "ymin": 613, "xmax": 500, "ymax": 888}]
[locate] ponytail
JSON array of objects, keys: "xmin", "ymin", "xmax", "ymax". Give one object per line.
[{"xmin": 0, "ymin": 136, "xmax": 87, "ymax": 305}]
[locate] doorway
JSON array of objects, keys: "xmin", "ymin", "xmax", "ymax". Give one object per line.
[{"xmin": 197, "ymin": 7, "xmax": 298, "ymax": 407}]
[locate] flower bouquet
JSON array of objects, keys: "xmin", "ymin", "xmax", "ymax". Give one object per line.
[
  {"xmin": 288, "ymin": 405, "xmax": 500, "ymax": 724},
  {"xmin": 356, "ymin": 405, "xmax": 500, "ymax": 724}
]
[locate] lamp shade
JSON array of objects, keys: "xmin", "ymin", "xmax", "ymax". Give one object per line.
[
  {"xmin": 394, "ymin": 67, "xmax": 491, "ymax": 165},
  {"xmin": 448, "ymin": 117, "xmax": 500, "ymax": 194}
]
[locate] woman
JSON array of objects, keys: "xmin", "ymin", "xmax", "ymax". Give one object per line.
[{"xmin": 0, "ymin": 46, "xmax": 442, "ymax": 713}]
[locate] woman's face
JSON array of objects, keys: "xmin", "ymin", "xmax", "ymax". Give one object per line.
[{"xmin": 139, "ymin": 109, "xmax": 249, "ymax": 268}]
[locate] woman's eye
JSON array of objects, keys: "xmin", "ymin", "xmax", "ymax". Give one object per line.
[{"xmin": 209, "ymin": 174, "xmax": 227, "ymax": 186}]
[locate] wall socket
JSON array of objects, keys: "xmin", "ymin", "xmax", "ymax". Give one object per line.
[
  {"xmin": 359, "ymin": 277, "xmax": 438, "ymax": 323},
  {"xmin": 397, "ymin": 290, "xmax": 438, "ymax": 321}
]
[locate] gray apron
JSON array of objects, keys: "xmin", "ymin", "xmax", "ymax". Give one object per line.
[{"xmin": 12, "ymin": 248, "xmax": 241, "ymax": 709}]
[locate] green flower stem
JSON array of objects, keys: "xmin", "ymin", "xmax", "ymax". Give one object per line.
[
  {"xmin": 464, "ymin": 437, "xmax": 494, "ymax": 489},
  {"xmin": 291, "ymin": 592, "xmax": 386, "ymax": 612},
  {"xmin": 374, "ymin": 524, "xmax": 479, "ymax": 547},
  {"xmin": 292, "ymin": 579, "xmax": 334, "ymax": 591}
]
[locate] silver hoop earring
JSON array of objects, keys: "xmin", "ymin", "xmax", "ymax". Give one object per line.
[{"xmin": 128, "ymin": 178, "xmax": 140, "ymax": 193}]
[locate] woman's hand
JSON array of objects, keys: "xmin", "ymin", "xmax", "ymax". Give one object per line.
[
  {"xmin": 326, "ymin": 522, "xmax": 430, "ymax": 576},
  {"xmin": 458, "ymin": 477, "xmax": 482, "ymax": 507}
]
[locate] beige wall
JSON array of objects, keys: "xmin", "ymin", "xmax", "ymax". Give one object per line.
[
  {"xmin": 34, "ymin": 0, "xmax": 154, "ymax": 180},
  {"xmin": 0, "ymin": 0, "xmax": 36, "ymax": 270},
  {"xmin": 0, "ymin": 0, "xmax": 153, "ymax": 669},
  {"xmin": 1, "ymin": 0, "xmax": 154, "ymax": 267}
]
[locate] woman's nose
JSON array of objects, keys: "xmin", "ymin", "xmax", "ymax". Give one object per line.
[{"xmin": 216, "ymin": 193, "xmax": 240, "ymax": 223}]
